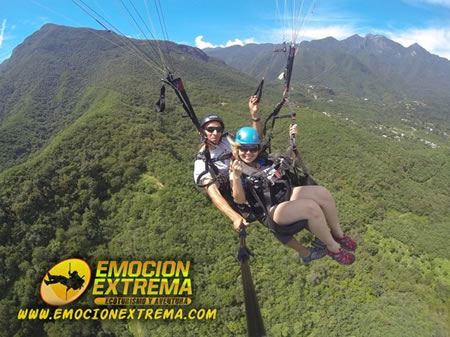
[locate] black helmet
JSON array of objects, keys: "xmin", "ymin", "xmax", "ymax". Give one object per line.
[{"xmin": 199, "ymin": 114, "xmax": 224, "ymax": 129}]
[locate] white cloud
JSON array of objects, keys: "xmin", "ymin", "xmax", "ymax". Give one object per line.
[
  {"xmin": 416, "ymin": 0, "xmax": 450, "ymax": 7},
  {"xmin": 0, "ymin": 19, "xmax": 6, "ymax": 48},
  {"xmin": 299, "ymin": 26, "xmax": 356, "ymax": 40},
  {"xmin": 266, "ymin": 25, "xmax": 357, "ymax": 43},
  {"xmin": 386, "ymin": 27, "xmax": 450, "ymax": 60},
  {"xmin": 195, "ymin": 35, "xmax": 256, "ymax": 49},
  {"xmin": 195, "ymin": 35, "xmax": 218, "ymax": 49},
  {"xmin": 224, "ymin": 38, "xmax": 256, "ymax": 47}
]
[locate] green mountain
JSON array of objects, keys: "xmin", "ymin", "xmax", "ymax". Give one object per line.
[
  {"xmin": 0, "ymin": 24, "xmax": 257, "ymax": 172},
  {"xmin": 0, "ymin": 24, "xmax": 449, "ymax": 337}
]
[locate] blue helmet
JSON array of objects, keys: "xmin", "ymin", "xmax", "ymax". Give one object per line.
[{"xmin": 235, "ymin": 127, "xmax": 260, "ymax": 145}]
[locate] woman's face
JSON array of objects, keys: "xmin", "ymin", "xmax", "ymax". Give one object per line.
[
  {"xmin": 203, "ymin": 121, "xmax": 223, "ymax": 145},
  {"xmin": 238, "ymin": 145, "xmax": 259, "ymax": 164}
]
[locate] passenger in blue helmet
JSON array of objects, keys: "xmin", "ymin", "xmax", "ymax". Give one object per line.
[
  {"xmin": 235, "ymin": 127, "xmax": 261, "ymax": 145},
  {"xmin": 193, "ymin": 96, "xmax": 263, "ymax": 232},
  {"xmin": 228, "ymin": 125, "xmax": 325, "ymax": 264},
  {"xmin": 230, "ymin": 124, "xmax": 357, "ymax": 265}
]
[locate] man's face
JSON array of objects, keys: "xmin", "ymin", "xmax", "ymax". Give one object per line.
[{"xmin": 203, "ymin": 121, "xmax": 223, "ymax": 145}]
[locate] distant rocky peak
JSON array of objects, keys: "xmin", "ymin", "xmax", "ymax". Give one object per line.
[
  {"xmin": 305, "ymin": 36, "xmax": 339, "ymax": 50},
  {"xmin": 359, "ymin": 34, "xmax": 405, "ymax": 56},
  {"xmin": 175, "ymin": 44, "xmax": 209, "ymax": 61},
  {"xmin": 343, "ymin": 34, "xmax": 364, "ymax": 43},
  {"xmin": 341, "ymin": 34, "xmax": 365, "ymax": 49},
  {"xmin": 366, "ymin": 34, "xmax": 394, "ymax": 47},
  {"xmin": 407, "ymin": 43, "xmax": 429, "ymax": 55}
]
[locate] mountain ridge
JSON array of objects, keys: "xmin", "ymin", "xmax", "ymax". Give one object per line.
[{"xmin": 204, "ymin": 34, "xmax": 450, "ymax": 126}]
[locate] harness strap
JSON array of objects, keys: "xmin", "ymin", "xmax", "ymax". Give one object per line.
[
  {"xmin": 196, "ymin": 144, "xmax": 219, "ymax": 187},
  {"xmin": 196, "ymin": 152, "xmax": 232, "ymax": 163},
  {"xmin": 160, "ymin": 72, "xmax": 206, "ymax": 139},
  {"xmin": 155, "ymin": 84, "xmax": 166, "ymax": 112},
  {"xmin": 253, "ymin": 78, "xmax": 264, "ymax": 103},
  {"xmin": 203, "ymin": 146, "xmax": 219, "ymax": 175},
  {"xmin": 237, "ymin": 224, "xmax": 266, "ymax": 337},
  {"xmin": 262, "ymin": 45, "xmax": 297, "ymax": 153},
  {"xmin": 195, "ymin": 139, "xmax": 233, "ymax": 188},
  {"xmin": 248, "ymin": 183, "xmax": 307, "ymax": 236},
  {"xmin": 240, "ymin": 154, "xmax": 314, "ymax": 235},
  {"xmin": 261, "ymin": 98, "xmax": 287, "ymax": 153}
]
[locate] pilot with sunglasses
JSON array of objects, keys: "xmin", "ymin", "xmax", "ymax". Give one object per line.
[{"xmin": 193, "ymin": 96, "xmax": 262, "ymax": 232}]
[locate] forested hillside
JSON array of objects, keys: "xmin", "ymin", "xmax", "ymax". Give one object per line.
[
  {"xmin": 0, "ymin": 24, "xmax": 449, "ymax": 337},
  {"xmin": 0, "ymin": 24, "xmax": 257, "ymax": 172}
]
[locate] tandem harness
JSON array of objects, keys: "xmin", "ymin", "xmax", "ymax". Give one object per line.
[
  {"xmin": 194, "ymin": 134, "xmax": 233, "ymax": 188},
  {"xmin": 239, "ymin": 151, "xmax": 316, "ymax": 236}
]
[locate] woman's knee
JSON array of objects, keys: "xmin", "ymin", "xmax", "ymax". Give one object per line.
[
  {"xmin": 302, "ymin": 199, "xmax": 323, "ymax": 219},
  {"xmin": 316, "ymin": 186, "xmax": 334, "ymax": 205}
]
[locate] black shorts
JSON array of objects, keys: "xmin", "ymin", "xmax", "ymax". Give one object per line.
[{"xmin": 262, "ymin": 217, "xmax": 309, "ymax": 244}]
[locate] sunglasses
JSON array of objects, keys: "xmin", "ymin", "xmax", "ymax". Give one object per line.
[
  {"xmin": 239, "ymin": 145, "xmax": 259, "ymax": 153},
  {"xmin": 205, "ymin": 126, "xmax": 223, "ymax": 133}
]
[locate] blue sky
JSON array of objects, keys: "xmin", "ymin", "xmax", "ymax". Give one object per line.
[{"xmin": 1, "ymin": 0, "xmax": 450, "ymax": 63}]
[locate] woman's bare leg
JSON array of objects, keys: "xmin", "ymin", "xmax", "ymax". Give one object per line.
[
  {"xmin": 271, "ymin": 199, "xmax": 341, "ymax": 252},
  {"xmin": 290, "ymin": 185, "xmax": 344, "ymax": 238}
]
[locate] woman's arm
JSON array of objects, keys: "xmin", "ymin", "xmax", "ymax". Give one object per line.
[
  {"xmin": 249, "ymin": 95, "xmax": 263, "ymax": 139},
  {"xmin": 230, "ymin": 160, "xmax": 247, "ymax": 204}
]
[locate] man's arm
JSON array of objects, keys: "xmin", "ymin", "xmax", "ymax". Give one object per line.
[{"xmin": 205, "ymin": 183, "xmax": 247, "ymax": 231}]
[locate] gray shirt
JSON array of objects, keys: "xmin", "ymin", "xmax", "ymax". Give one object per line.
[{"xmin": 193, "ymin": 137, "xmax": 232, "ymax": 186}]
